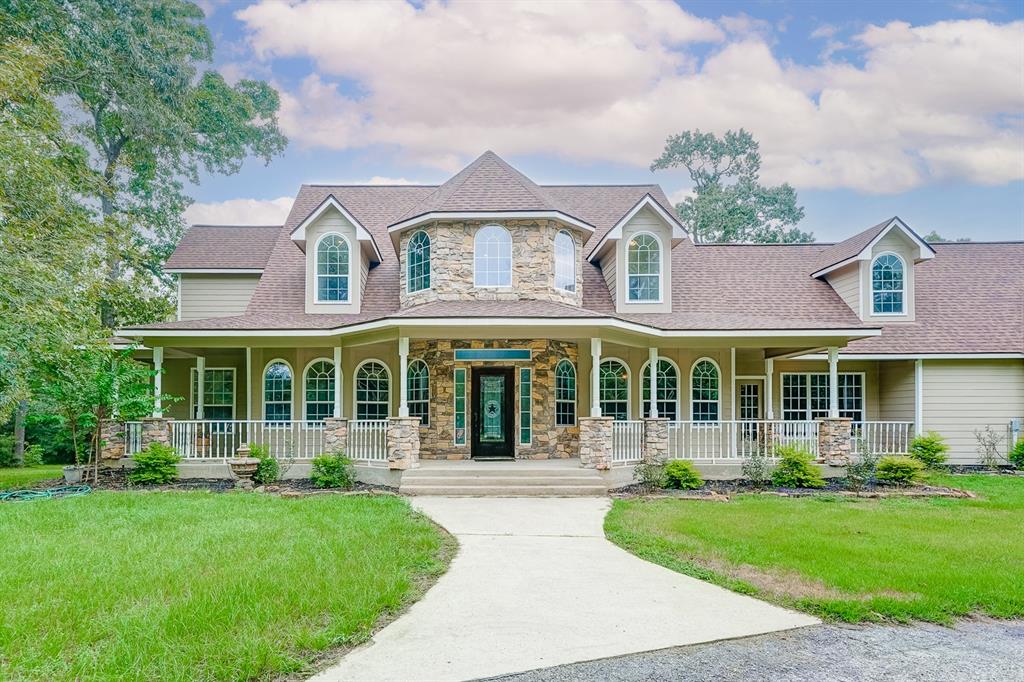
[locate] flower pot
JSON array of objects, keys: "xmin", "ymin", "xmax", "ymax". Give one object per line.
[{"xmin": 63, "ymin": 466, "xmax": 84, "ymax": 484}]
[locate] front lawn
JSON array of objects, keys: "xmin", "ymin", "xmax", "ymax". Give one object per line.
[
  {"xmin": 606, "ymin": 475, "xmax": 1024, "ymax": 623},
  {"xmin": 0, "ymin": 492, "xmax": 451, "ymax": 680},
  {"xmin": 0, "ymin": 464, "xmax": 64, "ymax": 490}
]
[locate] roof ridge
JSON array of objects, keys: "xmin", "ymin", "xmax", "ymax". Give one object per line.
[{"xmin": 302, "ymin": 183, "xmax": 441, "ymax": 188}]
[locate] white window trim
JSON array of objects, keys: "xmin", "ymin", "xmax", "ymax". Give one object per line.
[
  {"xmin": 353, "ymin": 358, "xmax": 392, "ymax": 421},
  {"xmin": 625, "ymin": 230, "xmax": 664, "ymax": 304},
  {"xmin": 406, "ymin": 358, "xmax": 430, "ymax": 426},
  {"xmin": 473, "ymin": 223, "xmax": 513, "ymax": 289},
  {"xmin": 779, "ymin": 371, "xmax": 867, "ymax": 422},
  {"xmin": 301, "ymin": 357, "xmax": 338, "ymax": 421},
  {"xmin": 640, "ymin": 356, "xmax": 681, "ymax": 420},
  {"xmin": 553, "ymin": 230, "xmax": 576, "ymax": 293},
  {"xmin": 406, "ymin": 230, "xmax": 431, "ymax": 294},
  {"xmin": 313, "ymin": 231, "xmax": 352, "ymax": 304},
  {"xmin": 598, "ymin": 357, "xmax": 631, "ymax": 420},
  {"xmin": 554, "ymin": 359, "xmax": 577, "ymax": 427},
  {"xmin": 189, "ymin": 367, "xmax": 236, "ymax": 420},
  {"xmin": 262, "ymin": 358, "xmax": 294, "ymax": 423},
  {"xmin": 689, "ymin": 357, "xmax": 722, "ymax": 422},
  {"xmin": 869, "ymin": 251, "xmax": 907, "ymax": 317}
]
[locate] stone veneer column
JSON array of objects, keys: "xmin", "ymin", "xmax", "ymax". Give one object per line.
[
  {"xmin": 578, "ymin": 416, "xmax": 613, "ymax": 470},
  {"xmin": 322, "ymin": 417, "xmax": 349, "ymax": 454},
  {"xmin": 98, "ymin": 419, "xmax": 126, "ymax": 461},
  {"xmin": 817, "ymin": 417, "xmax": 853, "ymax": 466},
  {"xmin": 387, "ymin": 417, "xmax": 421, "ymax": 470},
  {"xmin": 643, "ymin": 418, "xmax": 669, "ymax": 465},
  {"xmin": 140, "ymin": 417, "xmax": 173, "ymax": 450}
]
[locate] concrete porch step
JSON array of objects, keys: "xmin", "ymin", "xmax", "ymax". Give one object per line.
[
  {"xmin": 400, "ymin": 475, "xmax": 605, "ymax": 486},
  {"xmin": 400, "ymin": 484, "xmax": 609, "ymax": 497},
  {"xmin": 399, "ymin": 461, "xmax": 608, "ymax": 496}
]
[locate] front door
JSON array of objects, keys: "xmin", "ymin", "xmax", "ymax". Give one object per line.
[{"xmin": 471, "ymin": 367, "xmax": 515, "ymax": 459}]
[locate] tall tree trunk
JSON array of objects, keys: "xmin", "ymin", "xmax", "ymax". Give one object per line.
[
  {"xmin": 99, "ymin": 155, "xmax": 120, "ymax": 330},
  {"xmin": 13, "ymin": 401, "xmax": 27, "ymax": 466}
]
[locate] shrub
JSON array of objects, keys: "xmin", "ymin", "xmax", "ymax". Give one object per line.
[
  {"xmin": 875, "ymin": 456, "xmax": 925, "ymax": 487},
  {"xmin": 310, "ymin": 451, "xmax": 355, "ymax": 489},
  {"xmin": 771, "ymin": 445, "xmax": 826, "ymax": 489},
  {"xmin": 908, "ymin": 432, "xmax": 949, "ymax": 468},
  {"xmin": 741, "ymin": 447, "xmax": 772, "ymax": 487},
  {"xmin": 22, "ymin": 445, "xmax": 43, "ymax": 467},
  {"xmin": 663, "ymin": 460, "xmax": 703, "ymax": 490},
  {"xmin": 974, "ymin": 426, "xmax": 1007, "ymax": 469},
  {"xmin": 845, "ymin": 451, "xmax": 879, "ymax": 492},
  {"xmin": 128, "ymin": 443, "xmax": 181, "ymax": 485},
  {"xmin": 0, "ymin": 435, "xmax": 15, "ymax": 468},
  {"xmin": 632, "ymin": 462, "xmax": 665, "ymax": 493},
  {"xmin": 251, "ymin": 444, "xmax": 279, "ymax": 485},
  {"xmin": 1010, "ymin": 438, "xmax": 1024, "ymax": 469}
]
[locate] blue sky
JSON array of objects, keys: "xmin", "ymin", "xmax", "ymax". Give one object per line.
[{"xmin": 188, "ymin": 0, "xmax": 1024, "ymax": 243}]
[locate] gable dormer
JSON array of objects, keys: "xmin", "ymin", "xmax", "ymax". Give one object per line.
[
  {"xmin": 290, "ymin": 196, "xmax": 382, "ymax": 314},
  {"xmin": 813, "ymin": 217, "xmax": 936, "ymax": 322},
  {"xmin": 587, "ymin": 194, "xmax": 688, "ymax": 313}
]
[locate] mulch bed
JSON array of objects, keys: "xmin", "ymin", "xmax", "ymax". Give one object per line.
[{"xmin": 611, "ymin": 479, "xmax": 977, "ymax": 501}]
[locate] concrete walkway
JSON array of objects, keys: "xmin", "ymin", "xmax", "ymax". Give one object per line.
[{"xmin": 310, "ymin": 497, "xmax": 817, "ymax": 682}]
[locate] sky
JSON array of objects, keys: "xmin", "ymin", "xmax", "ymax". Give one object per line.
[{"xmin": 185, "ymin": 0, "xmax": 1024, "ymax": 243}]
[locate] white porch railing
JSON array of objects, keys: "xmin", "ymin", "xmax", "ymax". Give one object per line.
[
  {"xmin": 169, "ymin": 420, "xmax": 326, "ymax": 460},
  {"xmin": 611, "ymin": 420, "xmax": 644, "ymax": 464},
  {"xmin": 852, "ymin": 421, "xmax": 914, "ymax": 455},
  {"xmin": 667, "ymin": 420, "xmax": 819, "ymax": 462},
  {"xmin": 348, "ymin": 419, "xmax": 389, "ymax": 463},
  {"xmin": 125, "ymin": 421, "xmax": 143, "ymax": 456}
]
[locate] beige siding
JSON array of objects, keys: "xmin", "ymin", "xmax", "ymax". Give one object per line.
[
  {"xmin": 921, "ymin": 360, "xmax": 1024, "ymax": 464},
  {"xmin": 161, "ymin": 351, "xmax": 248, "ymax": 420},
  {"xmin": 826, "ymin": 263, "xmax": 860, "ymax": 317},
  {"xmin": 615, "ymin": 206, "xmax": 673, "ymax": 314},
  {"xmin": 179, "ymin": 274, "xmax": 260, "ymax": 321},
  {"xmin": 601, "ymin": 253, "xmax": 617, "ymax": 305},
  {"xmin": 878, "ymin": 360, "xmax": 915, "ymax": 422},
  {"xmin": 862, "ymin": 229, "xmax": 918, "ymax": 322},
  {"xmin": 304, "ymin": 208, "xmax": 363, "ymax": 315}
]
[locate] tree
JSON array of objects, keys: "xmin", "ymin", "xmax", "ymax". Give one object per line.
[
  {"xmin": 4, "ymin": 0, "xmax": 287, "ymax": 328},
  {"xmin": 923, "ymin": 230, "xmax": 971, "ymax": 243},
  {"xmin": 651, "ymin": 129, "xmax": 812, "ymax": 244}
]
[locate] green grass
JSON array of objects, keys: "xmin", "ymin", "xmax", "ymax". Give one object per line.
[
  {"xmin": 0, "ymin": 492, "xmax": 451, "ymax": 681},
  {"xmin": 606, "ymin": 475, "xmax": 1024, "ymax": 624},
  {"xmin": 0, "ymin": 464, "xmax": 64, "ymax": 490}
]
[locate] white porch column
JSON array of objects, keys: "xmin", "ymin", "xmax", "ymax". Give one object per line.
[
  {"xmin": 828, "ymin": 346, "xmax": 840, "ymax": 418},
  {"xmin": 730, "ymin": 347, "xmax": 736, "ymax": 421},
  {"xmin": 398, "ymin": 337, "xmax": 409, "ymax": 418},
  {"xmin": 333, "ymin": 345, "xmax": 343, "ymax": 418},
  {"xmin": 647, "ymin": 347, "xmax": 658, "ymax": 418},
  {"xmin": 765, "ymin": 357, "xmax": 775, "ymax": 419},
  {"xmin": 196, "ymin": 355, "xmax": 206, "ymax": 420},
  {"xmin": 245, "ymin": 347, "xmax": 252, "ymax": 421},
  {"xmin": 590, "ymin": 337, "xmax": 602, "ymax": 417},
  {"xmin": 914, "ymin": 358, "xmax": 924, "ymax": 435},
  {"xmin": 152, "ymin": 347, "xmax": 164, "ymax": 418}
]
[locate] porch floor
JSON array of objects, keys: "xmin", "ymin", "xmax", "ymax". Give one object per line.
[
  {"xmin": 416, "ymin": 458, "xmax": 583, "ymax": 470},
  {"xmin": 402, "ymin": 458, "xmax": 604, "ymax": 496}
]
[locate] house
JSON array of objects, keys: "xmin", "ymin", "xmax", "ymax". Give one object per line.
[{"xmin": 116, "ymin": 151, "xmax": 1024, "ymax": 483}]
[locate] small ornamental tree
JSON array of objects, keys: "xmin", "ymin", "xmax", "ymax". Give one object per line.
[{"xmin": 908, "ymin": 432, "xmax": 949, "ymax": 468}]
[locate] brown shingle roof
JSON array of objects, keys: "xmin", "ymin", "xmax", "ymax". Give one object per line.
[
  {"xmin": 164, "ymin": 225, "xmax": 280, "ymax": 270},
  {"xmin": 809, "ymin": 218, "xmax": 891, "ymax": 275}
]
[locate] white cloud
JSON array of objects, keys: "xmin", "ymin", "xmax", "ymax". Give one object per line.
[
  {"xmin": 185, "ymin": 197, "xmax": 294, "ymax": 225},
  {"xmin": 237, "ymin": 1, "xmax": 1024, "ymax": 193}
]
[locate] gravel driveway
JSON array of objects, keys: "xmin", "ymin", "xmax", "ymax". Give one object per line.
[{"xmin": 488, "ymin": 620, "xmax": 1024, "ymax": 682}]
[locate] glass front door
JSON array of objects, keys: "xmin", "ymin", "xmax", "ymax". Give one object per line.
[{"xmin": 471, "ymin": 368, "xmax": 515, "ymax": 459}]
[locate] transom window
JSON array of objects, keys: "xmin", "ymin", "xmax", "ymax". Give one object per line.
[
  {"xmin": 690, "ymin": 359, "xmax": 720, "ymax": 422},
  {"xmin": 190, "ymin": 368, "xmax": 235, "ymax": 420},
  {"xmin": 555, "ymin": 360, "xmax": 576, "ymax": 426},
  {"xmin": 871, "ymin": 253, "xmax": 904, "ymax": 314},
  {"xmin": 355, "ymin": 361, "xmax": 390, "ymax": 420},
  {"xmin": 407, "ymin": 360, "xmax": 429, "ymax": 426},
  {"xmin": 263, "ymin": 361, "xmax": 293, "ymax": 422},
  {"xmin": 316, "ymin": 233, "xmax": 350, "ymax": 302},
  {"xmin": 627, "ymin": 232, "xmax": 661, "ymax": 302},
  {"xmin": 781, "ymin": 373, "xmax": 864, "ymax": 422},
  {"xmin": 599, "ymin": 359, "xmax": 630, "ymax": 421},
  {"xmin": 304, "ymin": 360, "xmax": 335, "ymax": 421},
  {"xmin": 407, "ymin": 230, "xmax": 431, "ymax": 293},
  {"xmin": 474, "ymin": 224, "xmax": 512, "ymax": 287},
  {"xmin": 641, "ymin": 358, "xmax": 679, "ymax": 420},
  {"xmin": 554, "ymin": 230, "xmax": 576, "ymax": 292}
]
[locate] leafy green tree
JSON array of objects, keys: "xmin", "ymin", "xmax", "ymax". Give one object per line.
[
  {"xmin": 651, "ymin": 129, "xmax": 812, "ymax": 244},
  {"xmin": 923, "ymin": 230, "xmax": 971, "ymax": 243},
  {"xmin": 3, "ymin": 0, "xmax": 287, "ymax": 328}
]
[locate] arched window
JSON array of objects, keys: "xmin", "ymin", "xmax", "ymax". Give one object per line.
[
  {"xmin": 871, "ymin": 253, "xmax": 904, "ymax": 314},
  {"xmin": 599, "ymin": 359, "xmax": 630, "ymax": 421},
  {"xmin": 555, "ymin": 360, "xmax": 576, "ymax": 426},
  {"xmin": 642, "ymin": 358, "xmax": 679, "ymax": 420},
  {"xmin": 354, "ymin": 360, "xmax": 390, "ymax": 420},
  {"xmin": 407, "ymin": 360, "xmax": 429, "ymax": 426},
  {"xmin": 263, "ymin": 360, "xmax": 293, "ymax": 422},
  {"xmin": 303, "ymin": 359, "xmax": 335, "ymax": 421},
  {"xmin": 316, "ymin": 233, "xmax": 350, "ymax": 302},
  {"xmin": 690, "ymin": 359, "xmax": 720, "ymax": 422},
  {"xmin": 407, "ymin": 230, "xmax": 431, "ymax": 293},
  {"xmin": 474, "ymin": 224, "xmax": 512, "ymax": 287},
  {"xmin": 627, "ymin": 232, "xmax": 661, "ymax": 302},
  {"xmin": 554, "ymin": 230, "xmax": 576, "ymax": 292}
]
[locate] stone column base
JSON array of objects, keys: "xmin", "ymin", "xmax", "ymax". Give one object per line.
[
  {"xmin": 579, "ymin": 417, "xmax": 614, "ymax": 470},
  {"xmin": 99, "ymin": 419, "xmax": 126, "ymax": 461},
  {"xmin": 817, "ymin": 417, "xmax": 853, "ymax": 466},
  {"xmin": 323, "ymin": 417, "xmax": 349, "ymax": 455},
  {"xmin": 643, "ymin": 418, "xmax": 669, "ymax": 465},
  {"xmin": 140, "ymin": 418, "xmax": 173, "ymax": 450},
  {"xmin": 387, "ymin": 417, "xmax": 421, "ymax": 470}
]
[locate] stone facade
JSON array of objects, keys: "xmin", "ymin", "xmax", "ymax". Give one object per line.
[
  {"xmin": 398, "ymin": 220, "xmax": 585, "ymax": 308},
  {"xmin": 99, "ymin": 419, "xmax": 125, "ymax": 461},
  {"xmin": 817, "ymin": 417, "xmax": 853, "ymax": 466},
  {"xmin": 140, "ymin": 418, "xmax": 172, "ymax": 450},
  {"xmin": 323, "ymin": 417, "xmax": 349, "ymax": 454},
  {"xmin": 643, "ymin": 418, "xmax": 669, "ymax": 464},
  {"xmin": 579, "ymin": 417, "xmax": 613, "ymax": 470},
  {"xmin": 387, "ymin": 417, "xmax": 421, "ymax": 470},
  {"xmin": 411, "ymin": 338, "xmax": 579, "ymax": 460}
]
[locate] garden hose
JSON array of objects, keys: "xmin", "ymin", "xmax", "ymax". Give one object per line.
[{"xmin": 0, "ymin": 485, "xmax": 92, "ymax": 502}]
